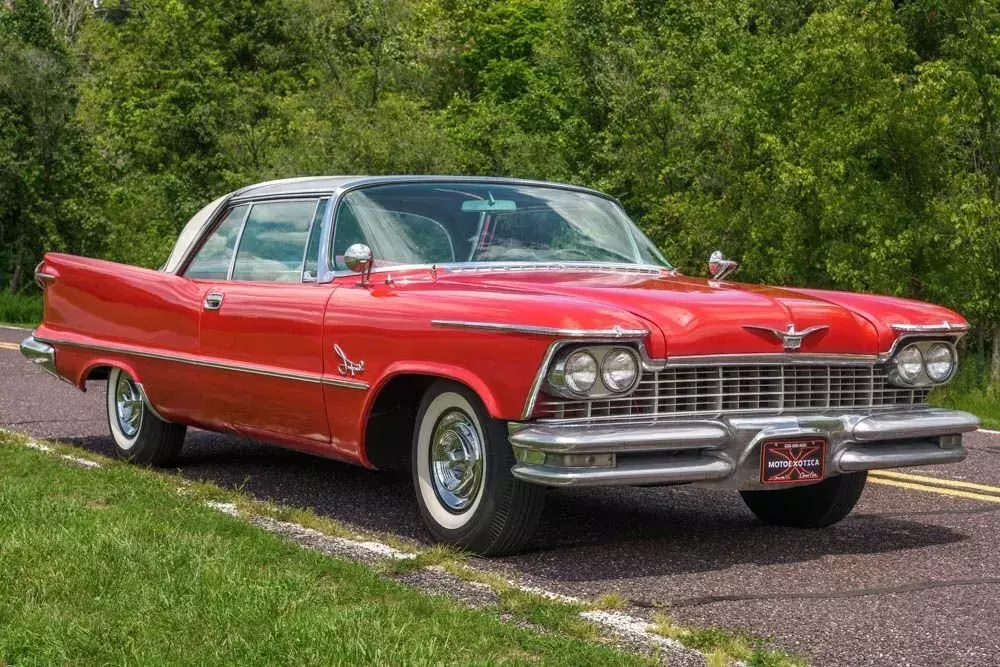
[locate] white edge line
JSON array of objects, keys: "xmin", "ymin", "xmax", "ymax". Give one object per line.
[
  {"xmin": 205, "ymin": 501, "xmax": 416, "ymax": 560},
  {"xmin": 25, "ymin": 440, "xmax": 103, "ymax": 468},
  {"xmin": 581, "ymin": 610, "xmax": 689, "ymax": 651},
  {"xmin": 0, "ymin": 324, "xmax": 30, "ymax": 332},
  {"xmin": 978, "ymin": 429, "xmax": 1000, "ymax": 435},
  {"xmin": 15, "ymin": 435, "xmax": 699, "ymax": 661}
]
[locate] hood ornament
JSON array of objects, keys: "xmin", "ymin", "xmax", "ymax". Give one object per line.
[
  {"xmin": 709, "ymin": 250, "xmax": 739, "ymax": 280},
  {"xmin": 742, "ymin": 324, "xmax": 828, "ymax": 351}
]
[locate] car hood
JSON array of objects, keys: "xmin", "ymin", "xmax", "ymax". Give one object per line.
[{"xmin": 437, "ymin": 269, "xmax": 883, "ymax": 357}]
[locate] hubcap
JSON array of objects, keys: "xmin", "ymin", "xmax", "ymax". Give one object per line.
[
  {"xmin": 430, "ymin": 410, "xmax": 484, "ymax": 512},
  {"xmin": 115, "ymin": 373, "xmax": 143, "ymax": 438}
]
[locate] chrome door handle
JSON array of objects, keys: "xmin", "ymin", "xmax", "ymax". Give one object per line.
[{"xmin": 204, "ymin": 292, "xmax": 224, "ymax": 310}]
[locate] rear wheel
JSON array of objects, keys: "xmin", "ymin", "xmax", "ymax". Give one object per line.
[
  {"xmin": 740, "ymin": 472, "xmax": 867, "ymax": 528},
  {"xmin": 412, "ymin": 380, "xmax": 545, "ymax": 555},
  {"xmin": 106, "ymin": 367, "xmax": 186, "ymax": 466}
]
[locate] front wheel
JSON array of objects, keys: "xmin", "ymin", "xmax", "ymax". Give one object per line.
[
  {"xmin": 412, "ymin": 380, "xmax": 545, "ymax": 555},
  {"xmin": 740, "ymin": 472, "xmax": 867, "ymax": 528},
  {"xmin": 106, "ymin": 367, "xmax": 186, "ymax": 466}
]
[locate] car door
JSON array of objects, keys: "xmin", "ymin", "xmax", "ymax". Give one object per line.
[{"xmin": 188, "ymin": 197, "xmax": 333, "ymax": 442}]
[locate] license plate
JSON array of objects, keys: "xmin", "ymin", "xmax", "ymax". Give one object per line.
[{"xmin": 760, "ymin": 438, "xmax": 826, "ymax": 484}]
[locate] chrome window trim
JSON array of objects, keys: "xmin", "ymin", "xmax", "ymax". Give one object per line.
[
  {"xmin": 300, "ymin": 198, "xmax": 327, "ymax": 283},
  {"xmin": 35, "ymin": 336, "xmax": 370, "ymax": 391},
  {"xmin": 226, "ymin": 202, "xmax": 255, "ymax": 281},
  {"xmin": 227, "ymin": 197, "xmax": 322, "ymax": 283},
  {"xmin": 431, "ymin": 320, "xmax": 650, "ymax": 339},
  {"xmin": 178, "ymin": 201, "xmax": 250, "ymax": 279}
]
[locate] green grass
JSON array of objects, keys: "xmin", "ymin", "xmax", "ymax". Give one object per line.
[
  {"xmin": 0, "ymin": 291, "xmax": 42, "ymax": 326},
  {"xmin": 930, "ymin": 353, "xmax": 1000, "ymax": 429},
  {"xmin": 651, "ymin": 614, "xmax": 805, "ymax": 667},
  {"xmin": 0, "ymin": 434, "xmax": 651, "ymax": 666}
]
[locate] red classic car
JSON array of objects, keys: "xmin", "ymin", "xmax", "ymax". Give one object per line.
[{"xmin": 21, "ymin": 176, "xmax": 979, "ymax": 554}]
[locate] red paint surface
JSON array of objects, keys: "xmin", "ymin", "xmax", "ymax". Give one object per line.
[{"xmin": 34, "ymin": 253, "xmax": 969, "ymax": 468}]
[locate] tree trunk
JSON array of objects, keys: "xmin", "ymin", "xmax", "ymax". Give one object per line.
[
  {"xmin": 7, "ymin": 263, "xmax": 21, "ymax": 294},
  {"xmin": 992, "ymin": 327, "xmax": 1000, "ymax": 388}
]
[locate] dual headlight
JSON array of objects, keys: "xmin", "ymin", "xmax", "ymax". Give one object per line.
[
  {"xmin": 890, "ymin": 341, "xmax": 957, "ymax": 386},
  {"xmin": 547, "ymin": 346, "xmax": 640, "ymax": 398}
]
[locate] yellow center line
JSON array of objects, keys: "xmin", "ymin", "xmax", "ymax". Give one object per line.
[
  {"xmin": 869, "ymin": 477, "xmax": 1000, "ymax": 504},
  {"xmin": 870, "ymin": 469, "xmax": 1000, "ymax": 496},
  {"xmin": 0, "ymin": 342, "xmax": 20, "ymax": 351}
]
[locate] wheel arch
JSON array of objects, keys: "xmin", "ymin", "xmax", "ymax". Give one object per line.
[{"xmin": 361, "ymin": 365, "xmax": 499, "ymax": 470}]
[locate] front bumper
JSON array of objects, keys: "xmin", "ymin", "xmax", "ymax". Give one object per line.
[{"xmin": 508, "ymin": 408, "xmax": 979, "ymax": 489}]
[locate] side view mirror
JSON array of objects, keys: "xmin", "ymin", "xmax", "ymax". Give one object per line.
[
  {"xmin": 709, "ymin": 250, "xmax": 739, "ymax": 281},
  {"xmin": 344, "ymin": 243, "xmax": 374, "ymax": 286}
]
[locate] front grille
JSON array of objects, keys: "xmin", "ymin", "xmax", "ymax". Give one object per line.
[{"xmin": 533, "ymin": 363, "xmax": 931, "ymax": 423}]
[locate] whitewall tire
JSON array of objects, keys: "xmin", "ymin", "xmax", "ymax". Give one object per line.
[
  {"xmin": 412, "ymin": 380, "xmax": 545, "ymax": 555},
  {"xmin": 106, "ymin": 367, "xmax": 186, "ymax": 466}
]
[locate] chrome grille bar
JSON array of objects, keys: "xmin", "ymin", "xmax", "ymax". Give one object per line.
[{"xmin": 534, "ymin": 363, "xmax": 931, "ymax": 423}]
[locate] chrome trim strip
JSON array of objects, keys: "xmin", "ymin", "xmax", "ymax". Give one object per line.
[
  {"xmin": 522, "ymin": 341, "xmax": 564, "ymax": 419},
  {"xmin": 662, "ymin": 353, "xmax": 878, "ymax": 367},
  {"xmin": 325, "ymin": 261, "xmax": 673, "ymax": 281},
  {"xmin": 135, "ymin": 382, "xmax": 171, "ymax": 423},
  {"xmin": 322, "ymin": 376, "xmax": 370, "ymax": 390},
  {"xmin": 431, "ymin": 320, "xmax": 650, "ymax": 338},
  {"xmin": 891, "ymin": 321, "xmax": 969, "ymax": 333},
  {"xmin": 35, "ymin": 337, "xmax": 370, "ymax": 391}
]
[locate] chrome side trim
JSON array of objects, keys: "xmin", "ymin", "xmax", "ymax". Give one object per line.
[
  {"xmin": 135, "ymin": 382, "xmax": 171, "ymax": 423},
  {"xmin": 34, "ymin": 337, "xmax": 370, "ymax": 391},
  {"xmin": 891, "ymin": 321, "xmax": 969, "ymax": 333},
  {"xmin": 431, "ymin": 320, "xmax": 649, "ymax": 339},
  {"xmin": 322, "ymin": 376, "xmax": 371, "ymax": 390}
]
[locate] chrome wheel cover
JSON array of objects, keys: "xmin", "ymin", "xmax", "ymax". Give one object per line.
[
  {"xmin": 430, "ymin": 409, "xmax": 484, "ymax": 512},
  {"xmin": 114, "ymin": 372, "xmax": 143, "ymax": 438}
]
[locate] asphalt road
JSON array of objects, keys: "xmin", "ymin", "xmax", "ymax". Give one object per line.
[{"xmin": 3, "ymin": 325, "xmax": 1000, "ymax": 666}]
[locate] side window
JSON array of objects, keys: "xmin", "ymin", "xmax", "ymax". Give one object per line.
[
  {"xmin": 184, "ymin": 205, "xmax": 248, "ymax": 280},
  {"xmin": 302, "ymin": 199, "xmax": 328, "ymax": 282},
  {"xmin": 231, "ymin": 200, "xmax": 318, "ymax": 282}
]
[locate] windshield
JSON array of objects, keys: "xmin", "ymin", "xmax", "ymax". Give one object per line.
[{"xmin": 330, "ymin": 182, "xmax": 670, "ymax": 271}]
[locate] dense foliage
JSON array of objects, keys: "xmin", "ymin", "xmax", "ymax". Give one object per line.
[{"xmin": 3, "ymin": 0, "xmax": 1000, "ymax": 363}]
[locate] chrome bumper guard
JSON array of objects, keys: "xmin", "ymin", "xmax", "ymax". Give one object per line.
[
  {"xmin": 508, "ymin": 408, "xmax": 979, "ymax": 489},
  {"xmin": 19, "ymin": 335, "xmax": 61, "ymax": 380}
]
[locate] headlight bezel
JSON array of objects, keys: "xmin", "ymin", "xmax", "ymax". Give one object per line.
[
  {"xmin": 888, "ymin": 339, "xmax": 959, "ymax": 387},
  {"xmin": 546, "ymin": 345, "xmax": 642, "ymax": 399}
]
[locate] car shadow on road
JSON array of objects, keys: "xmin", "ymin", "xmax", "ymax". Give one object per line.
[{"xmin": 59, "ymin": 430, "xmax": 969, "ymax": 581}]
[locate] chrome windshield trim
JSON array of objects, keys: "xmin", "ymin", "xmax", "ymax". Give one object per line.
[
  {"xmin": 326, "ymin": 261, "xmax": 674, "ymax": 281},
  {"xmin": 432, "ymin": 320, "xmax": 650, "ymax": 339},
  {"xmin": 35, "ymin": 337, "xmax": 370, "ymax": 391},
  {"xmin": 891, "ymin": 322, "xmax": 969, "ymax": 333}
]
